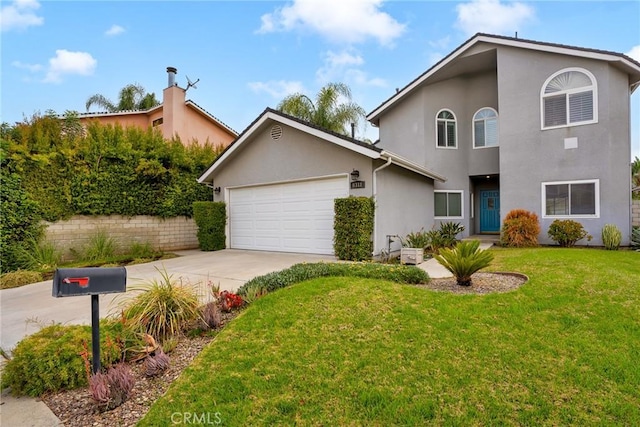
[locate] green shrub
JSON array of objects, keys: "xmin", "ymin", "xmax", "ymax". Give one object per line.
[
  {"xmin": 334, "ymin": 197, "xmax": 375, "ymax": 261},
  {"xmin": 0, "ymin": 270, "xmax": 43, "ymax": 289},
  {"xmin": 434, "ymin": 240, "xmax": 494, "ymax": 286},
  {"xmin": 632, "ymin": 226, "xmax": 640, "ymax": 250},
  {"xmin": 500, "ymin": 209, "xmax": 540, "ymax": 247},
  {"xmin": 236, "ymin": 262, "xmax": 429, "ymax": 297},
  {"xmin": 547, "ymin": 219, "xmax": 588, "ymax": 247},
  {"xmin": 404, "ymin": 229, "xmax": 430, "ymax": 250},
  {"xmin": 128, "ymin": 241, "xmax": 161, "ymax": 259},
  {"xmin": 1, "ymin": 321, "xmax": 132, "ymax": 397},
  {"xmin": 75, "ymin": 230, "xmax": 118, "ymax": 262},
  {"xmin": 119, "ymin": 268, "xmax": 202, "ymax": 341},
  {"xmin": 601, "ymin": 224, "xmax": 622, "ymax": 250},
  {"xmin": 17, "ymin": 238, "xmax": 62, "ymax": 271},
  {"xmin": 438, "ymin": 221, "xmax": 465, "ymax": 248},
  {"xmin": 0, "ymin": 168, "xmax": 43, "ymax": 273},
  {"xmin": 193, "ymin": 201, "xmax": 226, "ymax": 251}
]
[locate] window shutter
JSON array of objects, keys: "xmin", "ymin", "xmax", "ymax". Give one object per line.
[
  {"xmin": 569, "ymin": 91, "xmax": 593, "ymax": 123},
  {"xmin": 544, "ymin": 95, "xmax": 567, "ymax": 127}
]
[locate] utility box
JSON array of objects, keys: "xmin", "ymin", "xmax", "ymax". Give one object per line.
[
  {"xmin": 52, "ymin": 267, "xmax": 127, "ymax": 297},
  {"xmin": 401, "ymin": 248, "xmax": 424, "ymax": 265}
]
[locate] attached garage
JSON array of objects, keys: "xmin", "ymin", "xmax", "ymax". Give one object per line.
[
  {"xmin": 197, "ymin": 108, "xmax": 445, "ymax": 257},
  {"xmin": 229, "ymin": 176, "xmax": 348, "ymax": 254}
]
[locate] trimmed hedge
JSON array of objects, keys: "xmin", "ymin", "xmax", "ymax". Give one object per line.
[
  {"xmin": 333, "ymin": 197, "xmax": 374, "ymax": 261},
  {"xmin": 193, "ymin": 201, "xmax": 226, "ymax": 251},
  {"xmin": 236, "ymin": 261, "xmax": 429, "ymax": 297}
]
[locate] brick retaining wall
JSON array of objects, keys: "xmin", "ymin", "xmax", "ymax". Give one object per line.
[
  {"xmin": 44, "ymin": 215, "xmax": 199, "ymax": 257},
  {"xmin": 633, "ymin": 199, "xmax": 640, "ymax": 227}
]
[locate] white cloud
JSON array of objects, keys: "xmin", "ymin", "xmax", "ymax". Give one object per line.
[
  {"xmin": 247, "ymin": 80, "xmax": 306, "ymax": 99},
  {"xmin": 105, "ymin": 24, "xmax": 125, "ymax": 36},
  {"xmin": 11, "ymin": 60, "xmax": 42, "ymax": 72},
  {"xmin": 0, "ymin": 0, "xmax": 43, "ymax": 32},
  {"xmin": 627, "ymin": 45, "xmax": 640, "ymax": 63},
  {"xmin": 257, "ymin": 0, "xmax": 405, "ymax": 46},
  {"xmin": 43, "ymin": 49, "xmax": 97, "ymax": 83},
  {"xmin": 455, "ymin": 0, "xmax": 535, "ymax": 37},
  {"xmin": 316, "ymin": 49, "xmax": 386, "ymax": 88}
]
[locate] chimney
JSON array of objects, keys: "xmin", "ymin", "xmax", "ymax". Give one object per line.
[{"xmin": 166, "ymin": 67, "xmax": 177, "ymax": 87}]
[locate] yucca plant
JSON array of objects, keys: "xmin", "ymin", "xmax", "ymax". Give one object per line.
[
  {"xmin": 119, "ymin": 267, "xmax": 202, "ymax": 341},
  {"xmin": 434, "ymin": 240, "xmax": 494, "ymax": 286},
  {"xmin": 601, "ymin": 224, "xmax": 622, "ymax": 250}
]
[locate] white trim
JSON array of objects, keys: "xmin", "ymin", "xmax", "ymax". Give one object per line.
[
  {"xmin": 540, "ymin": 67, "xmax": 598, "ymax": 130},
  {"xmin": 541, "ymin": 179, "xmax": 600, "ymax": 218},
  {"xmin": 435, "ymin": 109, "xmax": 458, "ymax": 149},
  {"xmin": 472, "ymin": 107, "xmax": 499, "ymax": 149},
  {"xmin": 366, "ymin": 34, "xmax": 640, "ymax": 124},
  {"xmin": 224, "ymin": 172, "xmax": 350, "ymax": 191},
  {"xmin": 434, "ymin": 190, "xmax": 464, "ymax": 219},
  {"xmin": 380, "ymin": 151, "xmax": 447, "ymax": 182}
]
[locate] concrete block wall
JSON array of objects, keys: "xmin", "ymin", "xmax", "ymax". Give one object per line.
[
  {"xmin": 44, "ymin": 215, "xmax": 199, "ymax": 257},
  {"xmin": 633, "ymin": 199, "xmax": 640, "ymax": 227}
]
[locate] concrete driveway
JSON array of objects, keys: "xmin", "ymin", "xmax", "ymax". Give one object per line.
[{"xmin": 0, "ymin": 249, "xmax": 335, "ymax": 352}]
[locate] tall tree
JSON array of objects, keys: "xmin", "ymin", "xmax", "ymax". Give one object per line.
[
  {"xmin": 85, "ymin": 83, "xmax": 159, "ymax": 112},
  {"xmin": 277, "ymin": 82, "xmax": 366, "ymax": 137}
]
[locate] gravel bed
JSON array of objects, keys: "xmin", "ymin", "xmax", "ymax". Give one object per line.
[{"xmin": 414, "ymin": 272, "xmax": 528, "ymax": 294}]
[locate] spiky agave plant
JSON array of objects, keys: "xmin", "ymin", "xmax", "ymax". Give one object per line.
[{"xmin": 434, "ymin": 240, "xmax": 494, "ymax": 286}]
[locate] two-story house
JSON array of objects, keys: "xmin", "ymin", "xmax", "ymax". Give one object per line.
[{"xmin": 198, "ymin": 34, "xmax": 640, "ymax": 255}]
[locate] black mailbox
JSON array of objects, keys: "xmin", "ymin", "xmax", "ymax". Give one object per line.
[{"xmin": 53, "ymin": 267, "xmax": 127, "ymax": 297}]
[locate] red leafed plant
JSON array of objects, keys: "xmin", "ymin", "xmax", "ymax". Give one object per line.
[{"xmin": 219, "ymin": 290, "xmax": 244, "ymax": 312}]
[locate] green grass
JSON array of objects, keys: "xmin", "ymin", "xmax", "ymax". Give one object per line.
[{"xmin": 139, "ymin": 248, "xmax": 640, "ymax": 426}]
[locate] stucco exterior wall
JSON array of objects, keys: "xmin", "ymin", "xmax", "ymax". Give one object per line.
[
  {"xmin": 209, "ymin": 121, "xmax": 374, "ymax": 200},
  {"xmin": 496, "ymin": 46, "xmax": 631, "ymax": 245},
  {"xmin": 44, "ymin": 215, "xmax": 198, "ymax": 258},
  {"xmin": 374, "ymin": 163, "xmax": 434, "ymax": 255}
]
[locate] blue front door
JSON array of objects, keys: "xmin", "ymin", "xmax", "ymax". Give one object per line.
[{"xmin": 480, "ymin": 190, "xmax": 500, "ymax": 233}]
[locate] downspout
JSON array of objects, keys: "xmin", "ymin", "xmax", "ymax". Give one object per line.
[{"xmin": 372, "ymin": 156, "xmax": 393, "ymax": 256}]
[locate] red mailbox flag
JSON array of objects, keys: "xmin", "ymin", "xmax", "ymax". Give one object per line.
[{"xmin": 63, "ymin": 277, "xmax": 90, "ymax": 288}]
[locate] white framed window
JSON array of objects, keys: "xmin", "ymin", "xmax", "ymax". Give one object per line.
[
  {"xmin": 435, "ymin": 190, "xmax": 463, "ymax": 219},
  {"xmin": 473, "ymin": 108, "xmax": 498, "ymax": 148},
  {"xmin": 541, "ymin": 179, "xmax": 599, "ymax": 218},
  {"xmin": 436, "ymin": 109, "xmax": 457, "ymax": 148},
  {"xmin": 541, "ymin": 68, "xmax": 597, "ymax": 130}
]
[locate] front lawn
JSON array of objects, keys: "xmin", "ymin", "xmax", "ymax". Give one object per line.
[{"xmin": 139, "ymin": 248, "xmax": 640, "ymax": 426}]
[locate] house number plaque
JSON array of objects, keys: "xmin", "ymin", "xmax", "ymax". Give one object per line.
[{"xmin": 350, "ymin": 180, "xmax": 365, "ymax": 189}]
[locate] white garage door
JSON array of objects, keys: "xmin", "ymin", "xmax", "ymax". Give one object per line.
[{"xmin": 229, "ymin": 177, "xmax": 348, "ymax": 255}]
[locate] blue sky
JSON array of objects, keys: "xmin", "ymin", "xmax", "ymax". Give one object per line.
[{"xmin": 2, "ymin": 0, "xmax": 639, "ymax": 158}]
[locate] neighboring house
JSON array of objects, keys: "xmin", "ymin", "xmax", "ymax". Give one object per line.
[
  {"xmin": 78, "ymin": 67, "xmax": 237, "ymax": 147},
  {"xmin": 199, "ymin": 33, "xmax": 640, "ymax": 255},
  {"xmin": 367, "ymin": 33, "xmax": 640, "ymax": 248}
]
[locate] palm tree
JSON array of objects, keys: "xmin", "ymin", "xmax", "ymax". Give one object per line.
[
  {"xmin": 277, "ymin": 82, "xmax": 366, "ymax": 137},
  {"xmin": 86, "ymin": 83, "xmax": 160, "ymax": 112}
]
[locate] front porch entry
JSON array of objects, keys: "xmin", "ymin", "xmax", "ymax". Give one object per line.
[{"xmin": 479, "ymin": 190, "xmax": 500, "ymax": 232}]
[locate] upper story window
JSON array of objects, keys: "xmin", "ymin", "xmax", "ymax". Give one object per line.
[
  {"xmin": 436, "ymin": 110, "xmax": 457, "ymax": 148},
  {"xmin": 473, "ymin": 108, "xmax": 498, "ymax": 148},
  {"xmin": 541, "ymin": 68, "xmax": 597, "ymax": 129}
]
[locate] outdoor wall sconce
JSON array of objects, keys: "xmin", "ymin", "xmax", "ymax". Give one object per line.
[
  {"xmin": 350, "ymin": 169, "xmax": 360, "ymax": 181},
  {"xmin": 214, "ymin": 187, "xmax": 221, "ymax": 194}
]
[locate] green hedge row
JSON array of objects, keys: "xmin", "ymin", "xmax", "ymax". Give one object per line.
[
  {"xmin": 236, "ymin": 261, "xmax": 429, "ymax": 296},
  {"xmin": 193, "ymin": 201, "xmax": 226, "ymax": 251},
  {"xmin": 333, "ymin": 196, "xmax": 374, "ymax": 261}
]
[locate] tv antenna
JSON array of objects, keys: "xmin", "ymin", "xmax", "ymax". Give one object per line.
[{"xmin": 186, "ymin": 75, "xmax": 200, "ymax": 91}]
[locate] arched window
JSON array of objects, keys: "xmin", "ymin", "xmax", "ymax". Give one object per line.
[
  {"xmin": 473, "ymin": 108, "xmax": 498, "ymax": 148},
  {"xmin": 436, "ymin": 109, "xmax": 457, "ymax": 148},
  {"xmin": 541, "ymin": 68, "xmax": 597, "ymax": 129}
]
